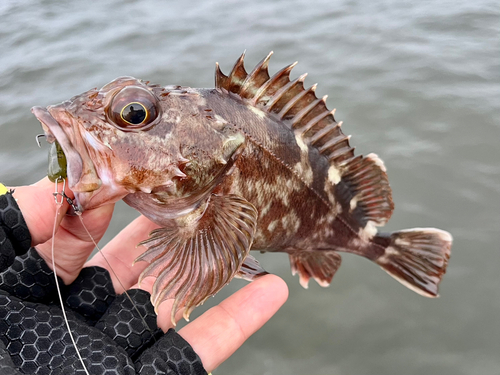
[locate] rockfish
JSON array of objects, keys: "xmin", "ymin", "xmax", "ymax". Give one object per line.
[{"xmin": 32, "ymin": 52, "xmax": 452, "ymax": 322}]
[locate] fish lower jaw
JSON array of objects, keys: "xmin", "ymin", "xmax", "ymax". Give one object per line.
[{"xmin": 74, "ymin": 180, "xmax": 130, "ymax": 211}]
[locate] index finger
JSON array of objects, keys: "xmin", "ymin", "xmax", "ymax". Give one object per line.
[
  {"xmin": 85, "ymin": 214, "xmax": 160, "ymax": 292},
  {"xmin": 179, "ymin": 274, "xmax": 289, "ymax": 373}
]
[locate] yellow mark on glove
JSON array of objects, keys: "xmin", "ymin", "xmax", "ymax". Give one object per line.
[{"xmin": 0, "ymin": 183, "xmax": 8, "ymax": 195}]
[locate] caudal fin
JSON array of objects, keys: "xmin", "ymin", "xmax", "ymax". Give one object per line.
[{"xmin": 374, "ymin": 228, "xmax": 452, "ymax": 297}]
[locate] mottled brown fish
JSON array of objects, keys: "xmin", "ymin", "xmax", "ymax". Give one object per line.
[{"xmin": 32, "ymin": 52, "xmax": 452, "ymax": 322}]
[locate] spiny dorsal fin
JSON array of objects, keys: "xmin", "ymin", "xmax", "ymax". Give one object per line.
[
  {"xmin": 216, "ymin": 53, "xmax": 394, "ymax": 226},
  {"xmin": 215, "ymin": 52, "xmax": 354, "ymax": 166}
]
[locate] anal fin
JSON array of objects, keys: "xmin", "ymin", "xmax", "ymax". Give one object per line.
[
  {"xmin": 136, "ymin": 194, "xmax": 258, "ymax": 324},
  {"xmin": 289, "ymin": 250, "xmax": 342, "ymax": 289}
]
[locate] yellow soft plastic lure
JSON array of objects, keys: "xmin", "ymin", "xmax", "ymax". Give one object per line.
[{"xmin": 47, "ymin": 140, "xmax": 67, "ymax": 182}]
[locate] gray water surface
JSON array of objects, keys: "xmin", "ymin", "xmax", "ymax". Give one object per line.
[{"xmin": 1, "ymin": 0, "xmax": 499, "ymax": 374}]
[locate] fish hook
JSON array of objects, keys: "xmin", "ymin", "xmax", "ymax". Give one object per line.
[{"xmin": 35, "ymin": 134, "xmax": 45, "ymax": 148}]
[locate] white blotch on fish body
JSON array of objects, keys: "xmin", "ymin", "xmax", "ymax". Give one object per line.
[
  {"xmin": 253, "ymin": 230, "xmax": 267, "ymax": 245},
  {"xmin": 293, "ymin": 161, "xmax": 314, "ymax": 186},
  {"xmin": 267, "ymin": 220, "xmax": 278, "ymax": 232},
  {"xmin": 349, "ymin": 195, "xmax": 358, "ymax": 212},
  {"xmin": 246, "ymin": 180, "xmax": 254, "ymax": 194},
  {"xmin": 293, "ymin": 134, "xmax": 314, "ymax": 186},
  {"xmin": 259, "ymin": 201, "xmax": 272, "ymax": 217},
  {"xmin": 358, "ymin": 220, "xmax": 378, "ymax": 241},
  {"xmin": 261, "ymin": 156, "xmax": 271, "ymax": 170},
  {"xmin": 323, "ymin": 182, "xmax": 340, "ymax": 214},
  {"xmin": 293, "ymin": 161, "xmax": 303, "ymax": 175},
  {"xmin": 349, "ymin": 237, "xmax": 363, "ymax": 248},
  {"xmin": 303, "ymin": 166, "xmax": 314, "ymax": 186},
  {"xmin": 326, "ymin": 213, "xmax": 336, "ymax": 224},
  {"xmin": 293, "ymin": 216, "xmax": 301, "ymax": 233},
  {"xmin": 317, "ymin": 215, "xmax": 328, "ymax": 226},
  {"xmin": 321, "ymin": 227, "xmax": 335, "ymax": 240},
  {"xmin": 295, "ymin": 133, "xmax": 308, "ymax": 153},
  {"xmin": 279, "ymin": 189, "xmax": 289, "ymax": 207},
  {"xmin": 286, "ymin": 178, "xmax": 295, "ymax": 190},
  {"xmin": 327, "ymin": 165, "xmax": 341, "ymax": 184},
  {"xmin": 257, "ymin": 175, "xmax": 291, "ymax": 208},
  {"xmin": 281, "ymin": 211, "xmax": 300, "ymax": 236}
]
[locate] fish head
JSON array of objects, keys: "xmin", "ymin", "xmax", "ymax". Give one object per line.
[{"xmin": 32, "ymin": 77, "xmax": 244, "ymax": 216}]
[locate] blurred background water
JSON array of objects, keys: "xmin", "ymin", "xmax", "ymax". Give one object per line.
[{"xmin": 1, "ymin": 0, "xmax": 499, "ymax": 374}]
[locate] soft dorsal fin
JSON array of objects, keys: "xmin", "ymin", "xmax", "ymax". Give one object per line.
[
  {"xmin": 216, "ymin": 52, "xmax": 394, "ymax": 227},
  {"xmin": 215, "ymin": 51, "xmax": 355, "ymax": 166}
]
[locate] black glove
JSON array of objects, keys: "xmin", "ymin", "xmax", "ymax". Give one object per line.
[{"xmin": 0, "ymin": 191, "xmax": 207, "ymax": 375}]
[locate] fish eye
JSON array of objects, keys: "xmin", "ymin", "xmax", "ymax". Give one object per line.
[
  {"xmin": 109, "ymin": 86, "xmax": 160, "ymax": 131},
  {"xmin": 121, "ymin": 102, "xmax": 147, "ymax": 125}
]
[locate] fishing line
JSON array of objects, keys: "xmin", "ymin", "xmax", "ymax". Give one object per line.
[
  {"xmin": 75, "ymin": 214, "xmax": 154, "ymax": 336},
  {"xmin": 51, "ymin": 178, "xmax": 90, "ymax": 375}
]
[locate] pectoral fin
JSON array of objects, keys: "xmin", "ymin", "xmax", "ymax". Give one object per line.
[{"xmin": 136, "ymin": 194, "xmax": 258, "ymax": 324}]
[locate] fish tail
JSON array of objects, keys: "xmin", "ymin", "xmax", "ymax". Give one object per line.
[{"xmin": 371, "ymin": 228, "xmax": 452, "ymax": 297}]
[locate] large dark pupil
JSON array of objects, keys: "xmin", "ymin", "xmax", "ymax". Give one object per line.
[{"xmin": 122, "ymin": 103, "xmax": 146, "ymax": 124}]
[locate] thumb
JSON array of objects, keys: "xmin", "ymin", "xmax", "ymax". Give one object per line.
[{"xmin": 12, "ymin": 177, "xmax": 73, "ymax": 246}]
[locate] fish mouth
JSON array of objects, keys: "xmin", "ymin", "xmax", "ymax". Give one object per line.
[{"xmin": 31, "ymin": 106, "xmax": 101, "ymax": 212}]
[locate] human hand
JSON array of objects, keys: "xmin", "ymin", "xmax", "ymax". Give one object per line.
[
  {"xmin": 6, "ymin": 177, "xmax": 288, "ymax": 373},
  {"xmin": 12, "ymin": 177, "xmax": 115, "ymax": 283}
]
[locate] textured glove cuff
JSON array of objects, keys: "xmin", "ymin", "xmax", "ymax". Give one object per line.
[{"xmin": 0, "ymin": 191, "xmax": 31, "ymax": 271}]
